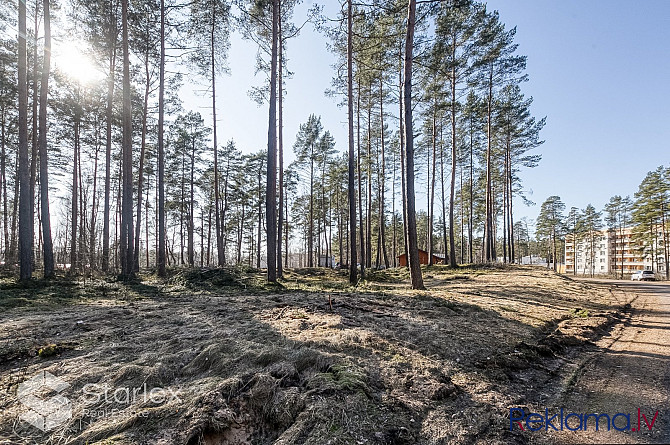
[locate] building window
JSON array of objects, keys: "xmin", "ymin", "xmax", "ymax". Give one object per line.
[{"xmin": 601, "ymin": 266, "xmax": 605, "ymax": 271}]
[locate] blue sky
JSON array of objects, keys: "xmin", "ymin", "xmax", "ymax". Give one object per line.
[{"xmin": 184, "ymin": 0, "xmax": 670, "ymax": 230}]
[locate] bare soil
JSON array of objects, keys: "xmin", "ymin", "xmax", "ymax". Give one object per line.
[
  {"xmin": 0, "ymin": 265, "xmax": 655, "ymax": 444},
  {"xmin": 544, "ymin": 278, "xmax": 670, "ymax": 445}
]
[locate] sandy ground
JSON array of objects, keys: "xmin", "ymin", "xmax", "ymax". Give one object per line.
[
  {"xmin": 0, "ymin": 266, "xmax": 662, "ymax": 444},
  {"xmin": 541, "ymin": 279, "xmax": 670, "ymax": 444}
]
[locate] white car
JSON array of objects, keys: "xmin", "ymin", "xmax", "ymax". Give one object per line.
[{"xmin": 631, "ymin": 270, "xmax": 655, "ymax": 281}]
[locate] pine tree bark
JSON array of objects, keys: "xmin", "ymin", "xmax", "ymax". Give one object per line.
[
  {"xmin": 366, "ymin": 96, "xmax": 372, "ymax": 269},
  {"xmin": 428, "ymin": 108, "xmax": 436, "ymax": 265},
  {"xmin": 357, "ymin": 82, "xmax": 365, "ymax": 279},
  {"xmin": 133, "ymin": 47, "xmax": 150, "ymax": 272},
  {"xmin": 266, "ymin": 0, "xmax": 279, "ymax": 281},
  {"xmin": 70, "ymin": 116, "xmax": 80, "ymax": 274},
  {"xmin": 221, "ymin": 156, "xmax": 230, "ymax": 263},
  {"xmin": 277, "ymin": 4, "xmax": 284, "ymax": 278},
  {"xmin": 440, "ymin": 126, "xmax": 448, "ymax": 264},
  {"xmin": 18, "ymin": 0, "xmax": 32, "ymax": 280},
  {"xmin": 483, "ymin": 69, "xmax": 494, "ymax": 262},
  {"xmin": 347, "ymin": 0, "xmax": 357, "ymax": 283},
  {"xmin": 398, "ymin": 42, "xmax": 407, "ymax": 262},
  {"xmin": 379, "ymin": 76, "xmax": 388, "ymax": 269},
  {"xmin": 102, "ymin": 0, "xmax": 117, "ymax": 273},
  {"xmin": 120, "ymin": 0, "xmax": 134, "ymax": 279},
  {"xmin": 10, "ymin": 159, "xmax": 19, "ymax": 263},
  {"xmin": 157, "ymin": 0, "xmax": 166, "ymax": 277},
  {"xmin": 402, "ymin": 0, "xmax": 424, "ymax": 289},
  {"xmin": 30, "ymin": 2, "xmax": 39, "ymax": 266},
  {"xmin": 257, "ymin": 162, "xmax": 262, "ymax": 269},
  {"xmin": 308, "ymin": 143, "xmax": 314, "ymax": 268},
  {"xmin": 468, "ymin": 113, "xmax": 474, "ymax": 263},
  {"xmin": 89, "ymin": 125, "xmax": 100, "ymax": 269},
  {"xmin": 188, "ymin": 139, "xmax": 196, "ymax": 267},
  {"xmin": 448, "ymin": 50, "xmax": 457, "ymax": 268},
  {"xmin": 39, "ymin": 0, "xmax": 54, "ymax": 277},
  {"xmin": 212, "ymin": 2, "xmax": 224, "ymax": 267},
  {"xmin": 1, "ymin": 87, "xmax": 9, "ymax": 259}
]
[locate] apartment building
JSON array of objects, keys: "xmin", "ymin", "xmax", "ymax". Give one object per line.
[{"xmin": 565, "ymin": 227, "xmax": 666, "ymax": 276}]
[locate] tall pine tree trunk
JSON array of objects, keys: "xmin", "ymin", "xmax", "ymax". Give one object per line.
[
  {"xmin": 221, "ymin": 158, "xmax": 230, "ymax": 263},
  {"xmin": 120, "ymin": 0, "xmax": 134, "ymax": 279},
  {"xmin": 39, "ymin": 0, "xmax": 54, "ymax": 277},
  {"xmin": 366, "ymin": 97, "xmax": 372, "ymax": 269},
  {"xmin": 448, "ymin": 60, "xmax": 457, "ymax": 267},
  {"xmin": 440, "ymin": 126, "xmax": 448, "ymax": 264},
  {"xmin": 265, "ymin": 0, "xmax": 279, "ymax": 281},
  {"xmin": 379, "ymin": 76, "xmax": 388, "ymax": 269},
  {"xmin": 468, "ymin": 114, "xmax": 474, "ymax": 263},
  {"xmin": 212, "ymin": 4, "xmax": 224, "ymax": 267},
  {"xmin": 157, "ymin": 0, "xmax": 166, "ymax": 276},
  {"xmin": 428, "ymin": 108, "xmax": 436, "ymax": 265},
  {"xmin": 30, "ymin": 2, "xmax": 39, "ymax": 267},
  {"xmin": 483, "ymin": 68, "xmax": 495, "ymax": 262},
  {"xmin": 1, "ymin": 99, "xmax": 8, "ymax": 259},
  {"xmin": 70, "ymin": 117, "xmax": 80, "ymax": 273},
  {"xmin": 277, "ymin": 5, "xmax": 284, "ymax": 278},
  {"xmin": 188, "ymin": 142, "xmax": 195, "ymax": 267},
  {"xmin": 102, "ymin": 0, "xmax": 117, "ymax": 273},
  {"xmin": 134, "ymin": 47, "xmax": 150, "ymax": 272},
  {"xmin": 402, "ymin": 0, "xmax": 423, "ymax": 289},
  {"xmin": 18, "ymin": 0, "xmax": 32, "ymax": 280},
  {"xmin": 257, "ymin": 164, "xmax": 262, "ymax": 269},
  {"xmin": 347, "ymin": 0, "xmax": 357, "ymax": 283},
  {"xmin": 89, "ymin": 130, "xmax": 100, "ymax": 269},
  {"xmin": 398, "ymin": 42, "xmax": 407, "ymax": 262},
  {"xmin": 357, "ymin": 82, "xmax": 365, "ymax": 278}
]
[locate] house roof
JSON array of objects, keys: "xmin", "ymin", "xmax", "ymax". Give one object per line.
[{"xmin": 397, "ymin": 249, "xmax": 446, "ymax": 258}]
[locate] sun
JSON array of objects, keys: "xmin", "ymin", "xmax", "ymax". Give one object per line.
[{"xmin": 53, "ymin": 40, "xmax": 104, "ymax": 85}]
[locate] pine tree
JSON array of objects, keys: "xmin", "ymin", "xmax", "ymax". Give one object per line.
[
  {"xmin": 580, "ymin": 204, "xmax": 602, "ymax": 277},
  {"xmin": 38, "ymin": 0, "xmax": 54, "ymax": 277},
  {"xmin": 632, "ymin": 167, "xmax": 670, "ymax": 277},
  {"xmin": 188, "ymin": 0, "xmax": 231, "ymax": 267},
  {"xmin": 495, "ymin": 84, "xmax": 544, "ymax": 263},
  {"xmin": 120, "ymin": 0, "xmax": 134, "ymax": 279},
  {"xmin": 293, "ymin": 114, "xmax": 322, "ymax": 267},
  {"xmin": 433, "ymin": 0, "xmax": 483, "ymax": 267},
  {"xmin": 605, "ymin": 195, "xmax": 631, "ymax": 279},
  {"xmin": 346, "ymin": 0, "xmax": 357, "ymax": 283},
  {"xmin": 474, "ymin": 7, "xmax": 526, "ymax": 262},
  {"xmin": 17, "ymin": 0, "xmax": 32, "ymax": 281},
  {"xmin": 402, "ymin": 0, "xmax": 424, "ymax": 289},
  {"xmin": 536, "ymin": 196, "xmax": 565, "ymax": 272}
]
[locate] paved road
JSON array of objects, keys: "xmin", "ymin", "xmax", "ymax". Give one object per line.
[{"xmin": 551, "ymin": 279, "xmax": 670, "ymax": 444}]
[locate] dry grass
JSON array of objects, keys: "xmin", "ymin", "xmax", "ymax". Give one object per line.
[{"xmin": 0, "ymin": 265, "xmax": 632, "ymax": 444}]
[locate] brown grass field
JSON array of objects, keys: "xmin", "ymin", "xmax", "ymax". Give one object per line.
[{"xmin": 0, "ymin": 265, "xmax": 635, "ymax": 444}]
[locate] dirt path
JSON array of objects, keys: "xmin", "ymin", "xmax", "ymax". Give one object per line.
[{"xmin": 548, "ymin": 279, "xmax": 670, "ymax": 444}]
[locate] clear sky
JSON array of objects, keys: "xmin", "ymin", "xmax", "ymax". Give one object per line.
[{"xmin": 154, "ymin": 1, "xmax": 670, "ymax": 232}]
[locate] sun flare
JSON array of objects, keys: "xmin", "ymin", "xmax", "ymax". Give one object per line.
[{"xmin": 53, "ymin": 40, "xmax": 103, "ymax": 85}]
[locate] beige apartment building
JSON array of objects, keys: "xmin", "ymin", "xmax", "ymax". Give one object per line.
[{"xmin": 565, "ymin": 227, "xmax": 667, "ymax": 276}]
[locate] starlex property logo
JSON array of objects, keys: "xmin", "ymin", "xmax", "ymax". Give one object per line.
[
  {"xmin": 510, "ymin": 407, "xmax": 659, "ymax": 433},
  {"xmin": 17, "ymin": 371, "xmax": 72, "ymax": 432}
]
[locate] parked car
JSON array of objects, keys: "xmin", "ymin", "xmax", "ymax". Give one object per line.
[{"xmin": 631, "ymin": 270, "xmax": 655, "ymax": 281}]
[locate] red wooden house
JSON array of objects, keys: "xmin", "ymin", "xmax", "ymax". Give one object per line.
[{"xmin": 397, "ymin": 249, "xmax": 445, "ymax": 266}]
